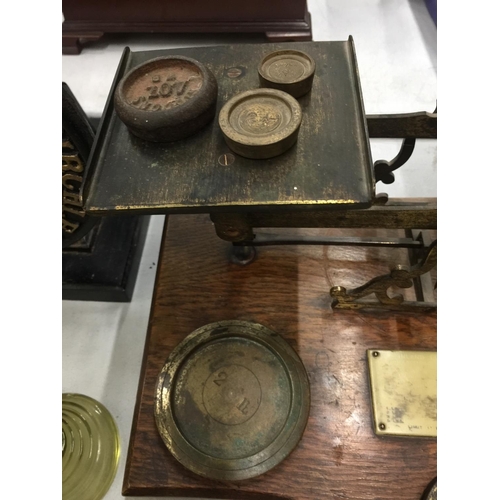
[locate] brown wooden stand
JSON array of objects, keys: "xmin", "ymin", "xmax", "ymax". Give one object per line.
[
  {"xmin": 62, "ymin": 1, "xmax": 312, "ymax": 54},
  {"xmin": 123, "ymin": 214, "xmax": 436, "ymax": 499}
]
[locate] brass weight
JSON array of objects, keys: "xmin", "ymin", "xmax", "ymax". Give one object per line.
[
  {"xmin": 218, "ymin": 88, "xmax": 302, "ymax": 159},
  {"xmin": 258, "ymin": 49, "xmax": 316, "ymax": 98}
]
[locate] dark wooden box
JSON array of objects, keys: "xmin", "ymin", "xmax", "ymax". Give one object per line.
[{"xmin": 62, "ymin": 0, "xmax": 312, "ymax": 54}]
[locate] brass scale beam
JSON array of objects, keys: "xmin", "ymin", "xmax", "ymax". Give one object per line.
[{"xmin": 219, "ymin": 110, "xmax": 437, "ymax": 311}]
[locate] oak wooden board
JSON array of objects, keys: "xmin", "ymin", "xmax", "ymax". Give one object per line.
[{"xmin": 123, "ymin": 214, "xmax": 436, "ymax": 499}]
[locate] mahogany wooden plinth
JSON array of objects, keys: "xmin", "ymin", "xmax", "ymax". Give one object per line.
[
  {"xmin": 123, "ymin": 214, "xmax": 437, "ymax": 499},
  {"xmin": 62, "ymin": 0, "xmax": 312, "ymax": 54}
]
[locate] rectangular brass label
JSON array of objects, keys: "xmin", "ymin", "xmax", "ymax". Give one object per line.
[{"xmin": 367, "ymin": 350, "xmax": 437, "ymax": 438}]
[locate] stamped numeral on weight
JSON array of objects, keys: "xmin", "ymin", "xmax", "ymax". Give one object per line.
[
  {"xmin": 213, "ymin": 371, "xmax": 227, "ymax": 386},
  {"xmin": 237, "ymin": 398, "xmax": 250, "ymax": 415}
]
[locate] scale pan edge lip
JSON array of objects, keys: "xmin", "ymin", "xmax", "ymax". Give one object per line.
[{"xmin": 154, "ymin": 320, "xmax": 310, "ymax": 481}]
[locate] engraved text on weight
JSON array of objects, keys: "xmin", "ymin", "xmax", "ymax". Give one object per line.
[{"xmin": 130, "ymin": 73, "xmax": 201, "ymax": 111}]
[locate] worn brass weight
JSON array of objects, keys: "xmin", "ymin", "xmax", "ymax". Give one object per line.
[
  {"xmin": 219, "ymin": 88, "xmax": 302, "ymax": 159},
  {"xmin": 421, "ymin": 478, "xmax": 437, "ymax": 500},
  {"xmin": 154, "ymin": 320, "xmax": 310, "ymax": 481},
  {"xmin": 258, "ymin": 49, "xmax": 315, "ymax": 98}
]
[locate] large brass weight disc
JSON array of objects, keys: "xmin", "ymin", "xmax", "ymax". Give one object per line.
[{"xmin": 154, "ymin": 321, "xmax": 310, "ymax": 481}]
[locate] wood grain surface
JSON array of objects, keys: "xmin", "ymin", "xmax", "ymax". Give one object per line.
[
  {"xmin": 123, "ymin": 214, "xmax": 436, "ymax": 499},
  {"xmin": 62, "ymin": 0, "xmax": 311, "ymax": 55}
]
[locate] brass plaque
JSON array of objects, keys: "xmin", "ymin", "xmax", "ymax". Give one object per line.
[
  {"xmin": 155, "ymin": 321, "xmax": 310, "ymax": 480},
  {"xmin": 367, "ymin": 350, "xmax": 437, "ymax": 437}
]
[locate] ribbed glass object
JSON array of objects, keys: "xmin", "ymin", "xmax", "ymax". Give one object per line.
[{"xmin": 62, "ymin": 393, "xmax": 120, "ymax": 500}]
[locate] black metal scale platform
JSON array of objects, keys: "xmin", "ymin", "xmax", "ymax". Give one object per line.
[{"xmin": 84, "ymin": 40, "xmax": 374, "ymax": 216}]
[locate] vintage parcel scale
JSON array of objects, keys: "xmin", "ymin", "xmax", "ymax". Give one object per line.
[{"xmin": 79, "ymin": 39, "xmax": 436, "ymax": 499}]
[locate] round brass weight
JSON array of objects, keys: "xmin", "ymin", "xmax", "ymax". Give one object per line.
[
  {"xmin": 421, "ymin": 478, "xmax": 437, "ymax": 500},
  {"xmin": 258, "ymin": 50, "xmax": 315, "ymax": 98},
  {"xmin": 154, "ymin": 321, "xmax": 310, "ymax": 481},
  {"xmin": 218, "ymin": 88, "xmax": 302, "ymax": 159}
]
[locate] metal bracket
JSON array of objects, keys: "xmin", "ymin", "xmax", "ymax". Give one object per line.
[
  {"xmin": 374, "ymin": 137, "xmax": 416, "ymax": 184},
  {"xmin": 234, "ymin": 233, "xmax": 424, "ymax": 249},
  {"xmin": 330, "ymin": 239, "xmax": 437, "ymax": 311},
  {"xmin": 367, "ymin": 106, "xmax": 437, "ymax": 185}
]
